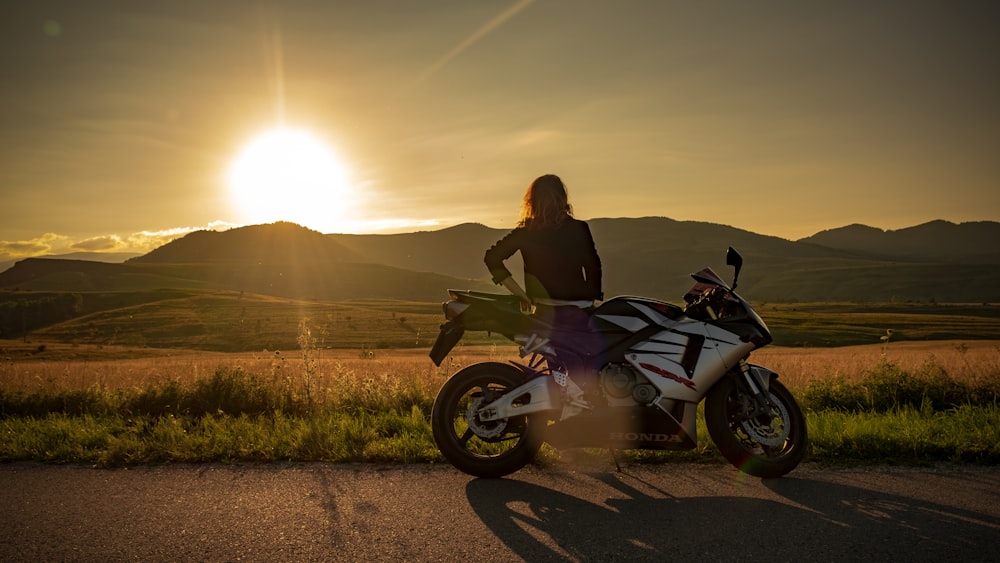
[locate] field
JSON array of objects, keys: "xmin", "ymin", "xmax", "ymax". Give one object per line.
[
  {"xmin": 758, "ymin": 302, "xmax": 1000, "ymax": 346},
  {"xmin": 2, "ymin": 333, "xmax": 998, "ymax": 468},
  {"xmin": 3, "ymin": 297, "xmax": 999, "ymax": 468},
  {"xmin": 2, "ymin": 339, "xmax": 996, "ymax": 394},
  {"xmin": 6, "ymin": 289, "xmax": 1000, "ymax": 353}
]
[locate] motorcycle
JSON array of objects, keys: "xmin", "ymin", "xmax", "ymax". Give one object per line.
[{"xmin": 428, "ymin": 247, "xmax": 807, "ymax": 478}]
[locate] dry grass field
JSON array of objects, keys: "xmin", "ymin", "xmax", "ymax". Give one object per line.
[
  {"xmin": 2, "ymin": 338, "xmax": 997, "ymax": 395},
  {"xmin": 3, "ymin": 338, "xmax": 997, "ymax": 466},
  {"xmin": 0, "ymin": 340, "xmax": 520, "ymax": 395},
  {"xmin": 752, "ymin": 340, "xmax": 1000, "ymax": 391}
]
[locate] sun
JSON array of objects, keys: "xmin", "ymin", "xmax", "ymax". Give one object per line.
[{"xmin": 227, "ymin": 127, "xmax": 354, "ymax": 232}]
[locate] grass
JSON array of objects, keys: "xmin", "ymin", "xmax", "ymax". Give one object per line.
[
  {"xmin": 804, "ymin": 404, "xmax": 1000, "ymax": 465},
  {"xmin": 1, "ymin": 337, "xmax": 998, "ymax": 468},
  {"xmin": 0, "ymin": 409, "xmax": 440, "ymax": 466}
]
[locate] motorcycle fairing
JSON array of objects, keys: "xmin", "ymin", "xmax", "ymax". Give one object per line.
[
  {"xmin": 592, "ymin": 296, "xmax": 755, "ymax": 402},
  {"xmin": 544, "ymin": 404, "xmax": 697, "ymax": 450},
  {"xmin": 626, "ymin": 338, "xmax": 755, "ymax": 402}
]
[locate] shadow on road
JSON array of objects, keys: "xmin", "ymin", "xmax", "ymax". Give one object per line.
[{"xmin": 466, "ymin": 470, "xmax": 999, "ymax": 562}]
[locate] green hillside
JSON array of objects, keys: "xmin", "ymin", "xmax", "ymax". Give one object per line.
[
  {"xmin": 13, "ymin": 290, "xmax": 503, "ymax": 352},
  {"xmin": 745, "ymin": 263, "xmax": 1000, "ymax": 303},
  {"xmin": 5, "ymin": 286, "xmax": 1000, "ymax": 353},
  {"xmin": 0, "ymin": 257, "xmax": 492, "ymax": 302},
  {"xmin": 760, "ymin": 302, "xmax": 1000, "ymax": 347}
]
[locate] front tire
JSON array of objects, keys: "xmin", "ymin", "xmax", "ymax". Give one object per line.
[
  {"xmin": 431, "ymin": 362, "xmax": 544, "ymax": 478},
  {"xmin": 705, "ymin": 376, "xmax": 808, "ymax": 478}
]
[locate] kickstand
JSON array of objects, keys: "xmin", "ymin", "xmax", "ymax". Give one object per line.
[{"xmin": 608, "ymin": 447, "xmax": 623, "ymax": 472}]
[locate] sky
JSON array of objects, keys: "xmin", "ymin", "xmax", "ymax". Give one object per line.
[{"xmin": 1, "ymin": 0, "xmax": 998, "ymax": 263}]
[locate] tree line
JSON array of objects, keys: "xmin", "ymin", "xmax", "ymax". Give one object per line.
[{"xmin": 0, "ymin": 293, "xmax": 83, "ymax": 340}]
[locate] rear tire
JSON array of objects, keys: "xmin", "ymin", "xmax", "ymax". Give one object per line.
[
  {"xmin": 705, "ymin": 376, "xmax": 807, "ymax": 478},
  {"xmin": 431, "ymin": 362, "xmax": 544, "ymax": 478}
]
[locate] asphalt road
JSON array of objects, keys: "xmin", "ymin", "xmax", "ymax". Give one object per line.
[{"xmin": 1, "ymin": 460, "xmax": 998, "ymax": 562}]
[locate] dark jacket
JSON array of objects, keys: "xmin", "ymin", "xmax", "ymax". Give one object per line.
[{"xmin": 484, "ymin": 218, "xmax": 603, "ymax": 301}]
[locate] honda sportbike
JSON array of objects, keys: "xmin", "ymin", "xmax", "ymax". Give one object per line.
[{"xmin": 429, "ymin": 247, "xmax": 807, "ymax": 478}]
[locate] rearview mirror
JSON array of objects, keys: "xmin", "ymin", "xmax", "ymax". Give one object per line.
[
  {"xmin": 726, "ymin": 246, "xmax": 743, "ymax": 269},
  {"xmin": 726, "ymin": 246, "xmax": 743, "ymax": 290}
]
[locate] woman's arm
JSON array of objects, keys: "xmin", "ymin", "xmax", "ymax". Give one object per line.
[
  {"xmin": 485, "ymin": 229, "xmax": 533, "ymax": 312},
  {"xmin": 484, "ymin": 228, "xmax": 522, "ymax": 285},
  {"xmin": 581, "ymin": 221, "xmax": 603, "ymax": 300}
]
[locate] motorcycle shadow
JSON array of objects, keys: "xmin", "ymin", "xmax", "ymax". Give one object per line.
[{"xmin": 465, "ymin": 466, "xmax": 1000, "ymax": 562}]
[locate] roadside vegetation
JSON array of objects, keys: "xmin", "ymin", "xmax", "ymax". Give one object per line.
[{"xmin": 2, "ymin": 329, "xmax": 998, "ymax": 468}]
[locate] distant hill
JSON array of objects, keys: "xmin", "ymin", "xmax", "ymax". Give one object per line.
[
  {"xmin": 329, "ymin": 223, "xmax": 513, "ymax": 279},
  {"xmin": 132, "ymin": 221, "xmax": 361, "ymax": 264},
  {"xmin": 328, "ymin": 216, "xmax": 1000, "ymax": 302},
  {"xmin": 0, "ymin": 251, "xmax": 139, "ymax": 276},
  {"xmin": 328, "ymin": 217, "xmax": 856, "ymax": 298},
  {"xmin": 587, "ymin": 217, "xmax": 864, "ymax": 298},
  {"xmin": 798, "ymin": 220, "xmax": 1000, "ymax": 263},
  {"xmin": 0, "ymin": 222, "xmax": 493, "ymax": 301},
  {"xmin": 2, "ymin": 218, "xmax": 999, "ymax": 303}
]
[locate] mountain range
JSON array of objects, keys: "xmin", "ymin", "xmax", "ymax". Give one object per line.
[
  {"xmin": 2, "ymin": 218, "xmax": 999, "ymax": 303},
  {"xmin": 799, "ymin": 220, "xmax": 1000, "ymax": 263}
]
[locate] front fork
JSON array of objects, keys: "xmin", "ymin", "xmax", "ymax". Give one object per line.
[
  {"xmin": 738, "ymin": 360, "xmax": 777, "ymax": 420},
  {"xmin": 704, "ymin": 303, "xmax": 776, "ymax": 414}
]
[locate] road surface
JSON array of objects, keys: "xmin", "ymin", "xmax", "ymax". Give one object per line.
[{"xmin": 1, "ymin": 461, "xmax": 998, "ymax": 562}]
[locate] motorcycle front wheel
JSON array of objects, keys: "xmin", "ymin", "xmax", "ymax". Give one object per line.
[
  {"xmin": 431, "ymin": 362, "xmax": 544, "ymax": 478},
  {"xmin": 704, "ymin": 375, "xmax": 808, "ymax": 478}
]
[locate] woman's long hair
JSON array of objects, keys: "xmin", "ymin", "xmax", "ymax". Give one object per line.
[{"xmin": 518, "ymin": 174, "xmax": 574, "ymax": 229}]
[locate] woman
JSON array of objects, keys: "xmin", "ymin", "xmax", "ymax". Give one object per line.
[
  {"xmin": 484, "ymin": 174, "xmax": 603, "ymax": 308},
  {"xmin": 484, "ymin": 174, "xmax": 603, "ymax": 406}
]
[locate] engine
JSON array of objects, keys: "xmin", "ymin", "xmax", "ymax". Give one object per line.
[{"xmin": 599, "ymin": 363, "xmax": 658, "ymax": 407}]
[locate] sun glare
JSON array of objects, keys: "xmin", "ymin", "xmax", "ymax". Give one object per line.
[{"xmin": 227, "ymin": 128, "xmax": 354, "ymax": 232}]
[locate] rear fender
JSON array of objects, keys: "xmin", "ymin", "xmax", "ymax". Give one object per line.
[{"xmin": 429, "ymin": 320, "xmax": 465, "ymax": 366}]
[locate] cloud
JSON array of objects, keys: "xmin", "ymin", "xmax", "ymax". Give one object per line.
[
  {"xmin": 0, "ymin": 241, "xmax": 50, "ymax": 257},
  {"xmin": 72, "ymin": 235, "xmax": 125, "ymax": 252},
  {"xmin": 0, "ymin": 222, "xmax": 237, "ymax": 264},
  {"xmin": 119, "ymin": 222, "xmax": 238, "ymax": 253},
  {"xmin": 0, "ymin": 233, "xmax": 72, "ymax": 260}
]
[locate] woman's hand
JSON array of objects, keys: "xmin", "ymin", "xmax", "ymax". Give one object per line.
[
  {"xmin": 518, "ymin": 299, "xmax": 535, "ymax": 315},
  {"xmin": 499, "ymin": 276, "xmax": 534, "ymax": 314}
]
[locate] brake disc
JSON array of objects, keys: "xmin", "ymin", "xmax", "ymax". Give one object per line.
[
  {"xmin": 741, "ymin": 393, "xmax": 790, "ymax": 447},
  {"xmin": 466, "ymin": 395, "xmax": 507, "ymax": 439}
]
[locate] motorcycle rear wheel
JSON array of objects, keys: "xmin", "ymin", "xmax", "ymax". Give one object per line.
[
  {"xmin": 431, "ymin": 362, "xmax": 544, "ymax": 478},
  {"xmin": 704, "ymin": 375, "xmax": 808, "ymax": 478}
]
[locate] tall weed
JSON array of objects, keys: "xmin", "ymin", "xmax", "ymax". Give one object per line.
[{"xmin": 803, "ymin": 358, "xmax": 998, "ymax": 413}]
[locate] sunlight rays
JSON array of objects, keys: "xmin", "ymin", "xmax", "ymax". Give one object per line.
[{"xmin": 410, "ymin": 0, "xmax": 535, "ymax": 88}]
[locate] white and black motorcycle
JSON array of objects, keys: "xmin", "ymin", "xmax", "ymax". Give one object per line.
[{"xmin": 429, "ymin": 247, "xmax": 807, "ymax": 478}]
